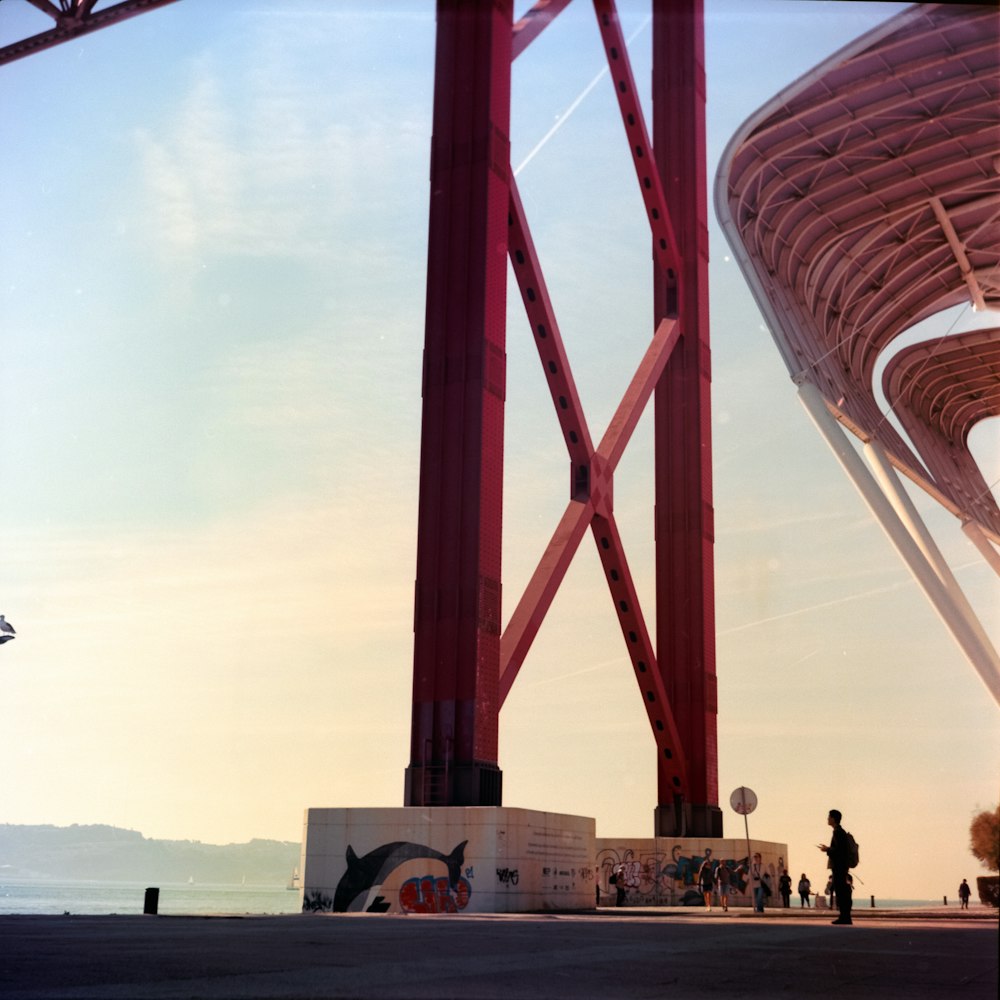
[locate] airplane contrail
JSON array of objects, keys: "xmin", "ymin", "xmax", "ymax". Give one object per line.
[
  {"xmin": 518, "ymin": 656, "xmax": 621, "ymax": 690},
  {"xmin": 514, "ymin": 16, "xmax": 651, "ymax": 178},
  {"xmin": 719, "ymin": 557, "xmax": 992, "ymax": 637},
  {"xmin": 718, "ymin": 579, "xmax": 915, "ymax": 636}
]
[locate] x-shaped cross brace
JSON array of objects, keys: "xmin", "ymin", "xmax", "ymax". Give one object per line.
[{"xmin": 499, "ymin": 0, "xmax": 690, "ymax": 798}]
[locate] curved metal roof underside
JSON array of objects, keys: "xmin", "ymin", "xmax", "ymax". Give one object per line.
[
  {"xmin": 883, "ymin": 327, "xmax": 1000, "ymax": 532},
  {"xmin": 716, "ymin": 2, "xmax": 1000, "ymax": 541}
]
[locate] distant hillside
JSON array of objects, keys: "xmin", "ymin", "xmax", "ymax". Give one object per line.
[{"xmin": 0, "ymin": 824, "xmax": 300, "ymax": 885}]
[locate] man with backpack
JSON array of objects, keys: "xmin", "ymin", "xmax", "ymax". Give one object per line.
[{"xmin": 818, "ymin": 808, "xmax": 856, "ymax": 925}]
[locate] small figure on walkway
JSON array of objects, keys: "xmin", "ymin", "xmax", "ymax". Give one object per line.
[
  {"xmin": 958, "ymin": 878, "xmax": 972, "ymax": 909},
  {"xmin": 750, "ymin": 853, "xmax": 766, "ymax": 913},
  {"xmin": 697, "ymin": 856, "xmax": 714, "ymax": 910},
  {"xmin": 715, "ymin": 863, "xmax": 731, "ymax": 912},
  {"xmin": 818, "ymin": 808, "xmax": 854, "ymax": 925},
  {"xmin": 798, "ymin": 873, "xmax": 812, "ymax": 907},
  {"xmin": 778, "ymin": 869, "xmax": 792, "ymax": 908}
]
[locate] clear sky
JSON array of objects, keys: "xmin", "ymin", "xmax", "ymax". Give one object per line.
[{"xmin": 1, "ymin": 1, "xmax": 996, "ymax": 902}]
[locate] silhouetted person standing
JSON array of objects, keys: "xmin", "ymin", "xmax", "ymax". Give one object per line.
[
  {"xmin": 613, "ymin": 865, "xmax": 627, "ymax": 907},
  {"xmin": 778, "ymin": 869, "xmax": 792, "ymax": 907},
  {"xmin": 749, "ymin": 852, "xmax": 765, "ymax": 913},
  {"xmin": 798, "ymin": 873, "xmax": 812, "ymax": 907},
  {"xmin": 818, "ymin": 808, "xmax": 853, "ymax": 925}
]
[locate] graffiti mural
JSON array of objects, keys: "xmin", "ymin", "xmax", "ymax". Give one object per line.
[
  {"xmin": 305, "ymin": 838, "xmax": 468, "ymax": 913},
  {"xmin": 596, "ymin": 846, "xmax": 752, "ymax": 906}
]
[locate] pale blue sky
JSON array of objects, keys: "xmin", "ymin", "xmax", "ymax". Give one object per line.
[{"xmin": 1, "ymin": 1, "xmax": 996, "ymax": 900}]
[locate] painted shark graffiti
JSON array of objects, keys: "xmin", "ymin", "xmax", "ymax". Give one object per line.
[{"xmin": 321, "ymin": 839, "xmax": 469, "ymax": 913}]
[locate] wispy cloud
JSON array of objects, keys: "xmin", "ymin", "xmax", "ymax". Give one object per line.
[{"xmin": 133, "ymin": 48, "xmax": 426, "ymax": 264}]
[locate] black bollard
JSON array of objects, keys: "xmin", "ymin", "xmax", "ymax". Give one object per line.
[
  {"xmin": 143, "ymin": 887, "xmax": 159, "ymax": 915},
  {"xmin": 870, "ymin": 895, "xmax": 875, "ymax": 907}
]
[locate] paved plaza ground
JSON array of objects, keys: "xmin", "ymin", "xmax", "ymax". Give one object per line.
[{"xmin": 0, "ymin": 906, "xmax": 995, "ymax": 999}]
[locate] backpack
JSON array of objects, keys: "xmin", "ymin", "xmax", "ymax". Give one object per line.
[{"xmin": 844, "ymin": 831, "xmax": 860, "ymax": 868}]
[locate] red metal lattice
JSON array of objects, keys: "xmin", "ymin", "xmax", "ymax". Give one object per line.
[{"xmin": 407, "ymin": 0, "xmax": 718, "ymax": 833}]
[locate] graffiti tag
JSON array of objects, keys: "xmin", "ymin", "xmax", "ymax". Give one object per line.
[{"xmin": 399, "ymin": 875, "xmax": 472, "ymax": 913}]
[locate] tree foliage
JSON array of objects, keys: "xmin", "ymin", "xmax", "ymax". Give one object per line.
[{"xmin": 969, "ymin": 806, "xmax": 999, "ymax": 872}]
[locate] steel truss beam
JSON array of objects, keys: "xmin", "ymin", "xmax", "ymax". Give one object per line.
[{"xmin": 0, "ymin": 0, "xmax": 180, "ymax": 66}]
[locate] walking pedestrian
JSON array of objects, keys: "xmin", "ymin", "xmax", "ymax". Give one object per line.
[
  {"xmin": 958, "ymin": 879, "xmax": 972, "ymax": 909},
  {"xmin": 697, "ymin": 856, "xmax": 714, "ymax": 910},
  {"xmin": 716, "ymin": 863, "xmax": 731, "ymax": 912}
]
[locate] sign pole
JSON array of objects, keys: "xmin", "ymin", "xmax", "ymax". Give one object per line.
[
  {"xmin": 730, "ymin": 786, "xmax": 758, "ymax": 887},
  {"xmin": 741, "ymin": 787, "xmax": 752, "ymax": 866}
]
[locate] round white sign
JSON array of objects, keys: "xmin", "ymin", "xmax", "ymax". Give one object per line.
[{"xmin": 730, "ymin": 786, "xmax": 758, "ymax": 815}]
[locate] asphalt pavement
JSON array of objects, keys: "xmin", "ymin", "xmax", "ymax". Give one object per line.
[{"xmin": 0, "ymin": 906, "xmax": 996, "ymax": 999}]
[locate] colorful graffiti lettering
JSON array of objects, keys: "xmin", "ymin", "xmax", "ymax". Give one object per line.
[
  {"xmin": 673, "ymin": 853, "xmax": 697, "ymax": 886},
  {"xmin": 618, "ymin": 860, "xmax": 642, "ymax": 889},
  {"xmin": 399, "ymin": 875, "xmax": 472, "ymax": 913}
]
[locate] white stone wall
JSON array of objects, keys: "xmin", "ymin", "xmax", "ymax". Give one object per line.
[{"xmin": 302, "ymin": 806, "xmax": 596, "ymax": 914}]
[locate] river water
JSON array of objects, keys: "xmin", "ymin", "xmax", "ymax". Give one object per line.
[
  {"xmin": 0, "ymin": 878, "xmax": 954, "ymax": 916},
  {"xmin": 0, "ymin": 878, "xmax": 302, "ymax": 916}
]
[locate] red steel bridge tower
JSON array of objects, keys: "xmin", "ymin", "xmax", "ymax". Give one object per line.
[
  {"xmin": 2, "ymin": 0, "xmax": 720, "ymax": 838},
  {"xmin": 404, "ymin": 0, "xmax": 720, "ymax": 838}
]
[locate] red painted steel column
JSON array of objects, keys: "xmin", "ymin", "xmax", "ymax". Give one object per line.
[
  {"xmin": 651, "ymin": 0, "xmax": 721, "ymax": 837},
  {"xmin": 404, "ymin": 0, "xmax": 512, "ymax": 807}
]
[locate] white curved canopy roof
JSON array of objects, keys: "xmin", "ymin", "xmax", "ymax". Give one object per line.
[{"xmin": 716, "ymin": 2, "xmax": 1000, "ymax": 542}]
